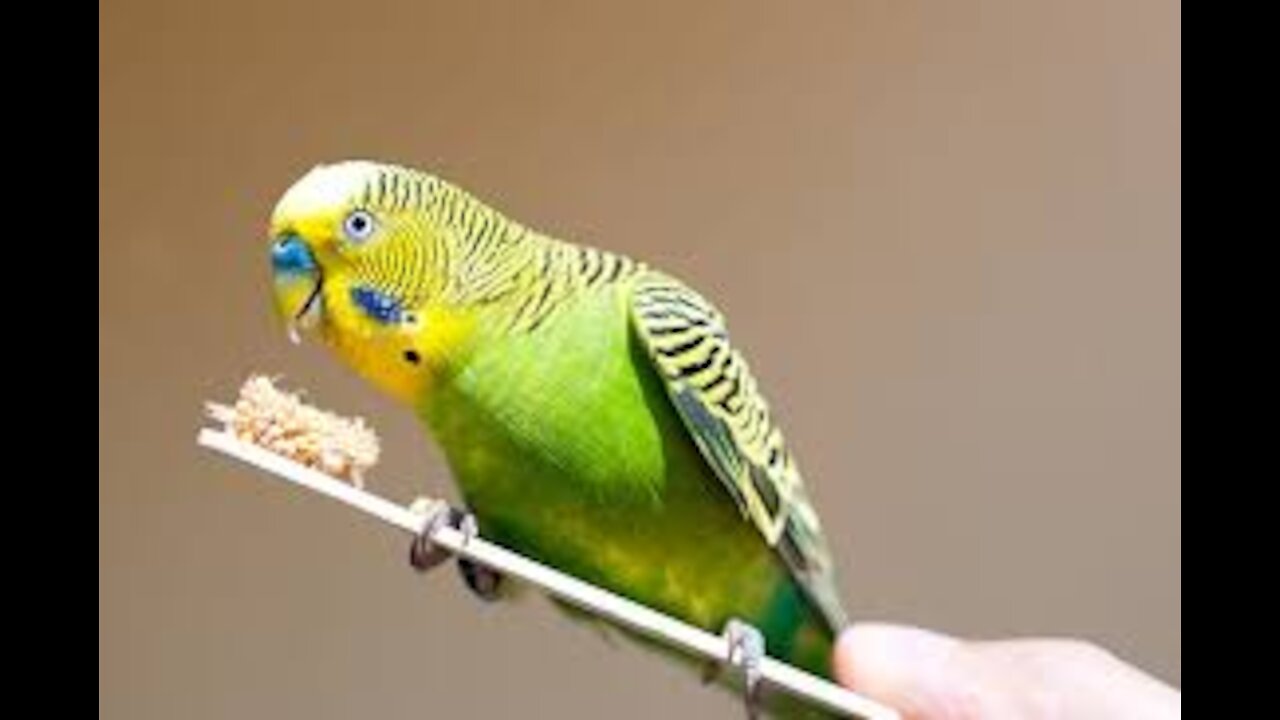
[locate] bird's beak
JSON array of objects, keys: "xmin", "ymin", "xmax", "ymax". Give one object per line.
[{"xmin": 271, "ymin": 234, "xmax": 323, "ymax": 344}]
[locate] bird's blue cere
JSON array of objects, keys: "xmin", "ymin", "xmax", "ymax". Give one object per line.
[
  {"xmin": 352, "ymin": 285, "xmax": 403, "ymax": 324},
  {"xmin": 272, "ymin": 234, "xmax": 317, "ymax": 275}
]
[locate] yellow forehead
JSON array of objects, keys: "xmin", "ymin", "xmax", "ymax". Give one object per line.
[{"xmin": 271, "ymin": 161, "xmax": 382, "ymax": 234}]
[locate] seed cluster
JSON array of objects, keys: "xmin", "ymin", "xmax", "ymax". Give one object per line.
[{"xmin": 207, "ymin": 375, "xmax": 380, "ymax": 487}]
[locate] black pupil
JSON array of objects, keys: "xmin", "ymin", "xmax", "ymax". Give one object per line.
[{"xmin": 351, "ymin": 215, "xmax": 366, "ymax": 232}]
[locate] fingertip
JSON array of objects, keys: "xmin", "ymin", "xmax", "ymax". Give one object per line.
[{"xmin": 834, "ymin": 624, "xmax": 966, "ymax": 715}]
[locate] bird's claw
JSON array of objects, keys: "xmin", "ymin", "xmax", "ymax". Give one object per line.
[
  {"xmin": 457, "ymin": 512, "xmax": 479, "ymax": 547},
  {"xmin": 449, "ymin": 511, "xmax": 505, "ymax": 600},
  {"xmin": 457, "ymin": 557, "xmax": 504, "ymax": 601},
  {"xmin": 407, "ymin": 499, "xmax": 504, "ymax": 601},
  {"xmin": 723, "ymin": 618, "xmax": 766, "ymax": 719},
  {"xmin": 408, "ymin": 497, "xmax": 459, "ymax": 572}
]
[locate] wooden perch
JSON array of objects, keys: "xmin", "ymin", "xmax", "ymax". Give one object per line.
[{"xmin": 197, "ymin": 425, "xmax": 900, "ymax": 720}]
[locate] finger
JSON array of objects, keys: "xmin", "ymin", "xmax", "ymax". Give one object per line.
[{"xmin": 833, "ymin": 623, "xmax": 980, "ymax": 720}]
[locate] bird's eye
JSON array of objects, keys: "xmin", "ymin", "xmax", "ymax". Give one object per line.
[{"xmin": 342, "ymin": 210, "xmax": 377, "ymax": 242}]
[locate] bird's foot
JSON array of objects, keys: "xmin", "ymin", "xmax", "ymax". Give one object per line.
[
  {"xmin": 407, "ymin": 499, "xmax": 505, "ymax": 601},
  {"xmin": 721, "ymin": 618, "xmax": 766, "ymax": 719},
  {"xmin": 450, "ymin": 512, "xmax": 506, "ymax": 600},
  {"xmin": 408, "ymin": 497, "xmax": 464, "ymax": 572}
]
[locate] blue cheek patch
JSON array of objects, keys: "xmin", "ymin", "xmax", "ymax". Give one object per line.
[{"xmin": 351, "ymin": 285, "xmax": 404, "ymax": 324}]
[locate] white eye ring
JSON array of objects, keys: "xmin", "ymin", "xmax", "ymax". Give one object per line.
[{"xmin": 342, "ymin": 210, "xmax": 377, "ymax": 242}]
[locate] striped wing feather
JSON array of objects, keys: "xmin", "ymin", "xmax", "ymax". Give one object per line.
[{"xmin": 628, "ymin": 271, "xmax": 848, "ymax": 632}]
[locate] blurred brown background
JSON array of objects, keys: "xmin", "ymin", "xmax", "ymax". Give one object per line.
[{"xmin": 100, "ymin": 1, "xmax": 1180, "ymax": 717}]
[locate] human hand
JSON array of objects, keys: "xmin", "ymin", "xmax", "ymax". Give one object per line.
[{"xmin": 833, "ymin": 624, "xmax": 1180, "ymax": 720}]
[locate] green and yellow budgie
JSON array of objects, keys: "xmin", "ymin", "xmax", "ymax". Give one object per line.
[{"xmin": 268, "ymin": 161, "xmax": 851, "ymax": 716}]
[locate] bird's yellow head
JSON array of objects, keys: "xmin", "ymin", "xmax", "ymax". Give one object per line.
[{"xmin": 268, "ymin": 160, "xmax": 491, "ymax": 405}]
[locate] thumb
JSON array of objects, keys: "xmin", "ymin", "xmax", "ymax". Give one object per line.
[{"xmin": 833, "ymin": 623, "xmax": 980, "ymax": 719}]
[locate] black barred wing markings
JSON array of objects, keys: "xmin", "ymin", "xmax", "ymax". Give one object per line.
[{"xmin": 628, "ymin": 272, "xmax": 848, "ymax": 631}]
